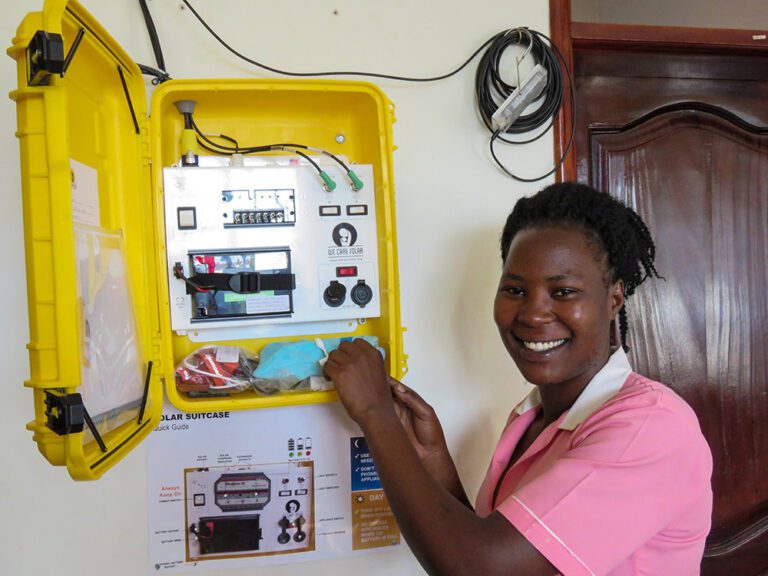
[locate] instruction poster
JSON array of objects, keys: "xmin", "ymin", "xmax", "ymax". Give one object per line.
[{"xmin": 147, "ymin": 401, "xmax": 400, "ymax": 571}]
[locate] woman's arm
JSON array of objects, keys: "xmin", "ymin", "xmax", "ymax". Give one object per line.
[{"xmin": 324, "ymin": 339, "xmax": 557, "ymax": 576}]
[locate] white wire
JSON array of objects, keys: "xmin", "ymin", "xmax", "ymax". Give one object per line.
[{"xmin": 181, "ymin": 353, "xmax": 250, "ymax": 390}]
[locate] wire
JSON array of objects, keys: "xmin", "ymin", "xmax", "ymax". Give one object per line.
[
  {"xmin": 279, "ymin": 147, "xmax": 322, "ymax": 173},
  {"xmin": 177, "ymin": 1, "xmax": 575, "ymax": 182},
  {"xmin": 173, "ymin": 263, "xmax": 213, "ymax": 292},
  {"xmin": 199, "ymin": 132, "xmax": 240, "ymax": 152},
  {"xmin": 137, "ymin": 63, "xmax": 171, "ymax": 84},
  {"xmin": 180, "ymin": 0, "xmax": 493, "ymax": 82},
  {"xmin": 180, "ymin": 355, "xmax": 250, "ymax": 390},
  {"xmin": 196, "ymin": 136, "xmax": 230, "ymax": 156},
  {"xmin": 189, "ymin": 117, "xmax": 330, "ymax": 174},
  {"xmin": 276, "ymin": 145, "xmax": 352, "ymax": 173},
  {"xmin": 138, "ymin": 0, "xmax": 166, "ymax": 72}
]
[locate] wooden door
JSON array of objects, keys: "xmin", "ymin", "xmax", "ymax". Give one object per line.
[{"xmin": 550, "ymin": 8, "xmax": 768, "ymax": 574}]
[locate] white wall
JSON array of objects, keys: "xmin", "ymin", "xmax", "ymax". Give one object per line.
[{"xmin": 0, "ymin": 1, "xmax": 550, "ymax": 574}]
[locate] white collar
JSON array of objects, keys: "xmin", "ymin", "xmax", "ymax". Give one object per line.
[{"xmin": 514, "ymin": 347, "xmax": 633, "ymax": 431}]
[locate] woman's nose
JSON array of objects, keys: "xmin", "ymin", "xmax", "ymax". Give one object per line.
[{"xmin": 517, "ymin": 293, "xmax": 554, "ymax": 326}]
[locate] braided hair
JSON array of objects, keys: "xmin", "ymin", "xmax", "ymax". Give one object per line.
[{"xmin": 500, "ymin": 182, "xmax": 661, "ymax": 351}]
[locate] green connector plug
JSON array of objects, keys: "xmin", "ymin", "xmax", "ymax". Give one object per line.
[
  {"xmin": 347, "ymin": 170, "xmax": 364, "ymax": 191},
  {"xmin": 320, "ymin": 171, "xmax": 337, "ymax": 191}
]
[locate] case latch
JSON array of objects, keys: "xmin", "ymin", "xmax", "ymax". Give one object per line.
[
  {"xmin": 44, "ymin": 390, "xmax": 85, "ymax": 435},
  {"xmin": 44, "ymin": 390, "xmax": 107, "ymax": 453},
  {"xmin": 26, "ymin": 31, "xmax": 64, "ymax": 86},
  {"xmin": 27, "ymin": 28, "xmax": 85, "ymax": 86}
]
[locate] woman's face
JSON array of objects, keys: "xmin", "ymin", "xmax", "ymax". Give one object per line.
[{"xmin": 494, "ymin": 225, "xmax": 624, "ymax": 391}]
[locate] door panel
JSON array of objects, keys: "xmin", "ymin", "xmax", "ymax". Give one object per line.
[
  {"xmin": 593, "ymin": 109, "xmax": 768, "ymax": 529},
  {"xmin": 568, "ymin": 29, "xmax": 768, "ymax": 574}
]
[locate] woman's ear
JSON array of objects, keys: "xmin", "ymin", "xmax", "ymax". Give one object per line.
[{"xmin": 610, "ymin": 279, "xmax": 625, "ymax": 316}]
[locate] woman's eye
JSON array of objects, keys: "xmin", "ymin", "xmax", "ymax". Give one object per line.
[
  {"xmin": 553, "ymin": 288, "xmax": 576, "ymax": 297},
  {"xmin": 503, "ymin": 286, "xmax": 524, "ymax": 296}
]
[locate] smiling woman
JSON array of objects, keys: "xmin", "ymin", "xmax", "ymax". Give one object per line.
[
  {"xmin": 324, "ymin": 182, "xmax": 713, "ymax": 576},
  {"xmin": 495, "ymin": 226, "xmax": 624, "ymax": 409}
]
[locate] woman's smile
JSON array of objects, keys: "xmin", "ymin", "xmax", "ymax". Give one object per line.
[{"xmin": 515, "ymin": 337, "xmax": 570, "ymax": 360}]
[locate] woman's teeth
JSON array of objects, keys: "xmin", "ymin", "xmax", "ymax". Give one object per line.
[{"xmin": 523, "ymin": 339, "xmax": 566, "ymax": 352}]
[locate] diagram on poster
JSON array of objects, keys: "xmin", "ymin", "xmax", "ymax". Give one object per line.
[
  {"xmin": 185, "ymin": 462, "xmax": 314, "ymax": 560},
  {"xmin": 148, "ymin": 401, "xmax": 399, "ymax": 571}
]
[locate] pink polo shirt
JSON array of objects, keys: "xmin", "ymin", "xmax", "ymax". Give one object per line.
[{"xmin": 475, "ymin": 348, "xmax": 712, "ymax": 576}]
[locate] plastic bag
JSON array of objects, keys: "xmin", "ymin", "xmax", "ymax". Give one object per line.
[
  {"xmin": 175, "ymin": 337, "xmax": 383, "ymax": 397},
  {"xmin": 175, "ymin": 346, "xmax": 266, "ymax": 396}
]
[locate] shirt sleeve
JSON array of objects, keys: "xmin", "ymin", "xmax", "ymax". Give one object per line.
[{"xmin": 496, "ymin": 392, "xmax": 712, "ymax": 576}]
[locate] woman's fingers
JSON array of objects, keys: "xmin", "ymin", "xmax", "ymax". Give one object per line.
[{"xmin": 389, "ymin": 378, "xmax": 435, "ymax": 421}]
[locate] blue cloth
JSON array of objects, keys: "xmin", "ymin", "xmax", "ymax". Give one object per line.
[{"xmin": 254, "ymin": 336, "xmax": 380, "ymax": 383}]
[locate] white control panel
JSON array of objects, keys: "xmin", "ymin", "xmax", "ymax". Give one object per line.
[{"xmin": 164, "ymin": 159, "xmax": 380, "ymax": 341}]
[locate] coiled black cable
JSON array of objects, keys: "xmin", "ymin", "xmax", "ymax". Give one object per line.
[
  {"xmin": 476, "ymin": 30, "xmax": 576, "ymax": 182},
  {"xmin": 476, "ymin": 29, "xmax": 563, "ymax": 144}
]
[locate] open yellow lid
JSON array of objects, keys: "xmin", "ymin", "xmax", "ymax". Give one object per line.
[
  {"xmin": 9, "ymin": 0, "xmax": 162, "ymax": 479},
  {"xmin": 9, "ymin": 0, "xmax": 405, "ymax": 480}
]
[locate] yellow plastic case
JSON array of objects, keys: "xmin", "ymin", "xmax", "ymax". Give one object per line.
[{"xmin": 9, "ymin": 0, "xmax": 406, "ymax": 480}]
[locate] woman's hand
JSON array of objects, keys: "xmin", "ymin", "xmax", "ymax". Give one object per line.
[
  {"xmin": 391, "ymin": 380, "xmax": 471, "ymax": 506},
  {"xmin": 324, "ymin": 339, "xmax": 470, "ymax": 506},
  {"xmin": 323, "ymin": 339, "xmax": 395, "ymax": 426},
  {"xmin": 390, "ymin": 379, "xmax": 449, "ymax": 464}
]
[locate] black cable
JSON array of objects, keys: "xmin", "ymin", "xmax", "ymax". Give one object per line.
[
  {"xmin": 191, "ymin": 117, "xmax": 268, "ymax": 155},
  {"xmin": 173, "ymin": 263, "xmax": 213, "ymax": 292},
  {"xmin": 180, "ymin": 0, "xmax": 493, "ymax": 82},
  {"xmin": 309, "ymin": 148, "xmax": 352, "ymax": 173},
  {"xmin": 138, "ymin": 63, "xmax": 171, "ymax": 84},
  {"xmin": 278, "ymin": 148, "xmax": 322, "ymax": 172},
  {"xmin": 196, "ymin": 136, "xmax": 230, "ymax": 156},
  {"xmin": 138, "ymin": 0, "xmax": 166, "ymax": 71},
  {"xmin": 179, "ymin": 1, "xmax": 574, "ymax": 182},
  {"xmin": 194, "ymin": 129, "xmax": 240, "ymax": 152},
  {"xmin": 214, "ymin": 133, "xmax": 240, "ymax": 152},
  {"xmin": 190, "ymin": 118, "xmax": 330, "ymax": 174},
  {"xmin": 258, "ymin": 143, "xmax": 351, "ymax": 173},
  {"xmin": 191, "ymin": 116, "xmax": 348, "ymax": 171}
]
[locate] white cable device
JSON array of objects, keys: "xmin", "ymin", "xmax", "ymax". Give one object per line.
[{"xmin": 491, "ymin": 63, "xmax": 549, "ymax": 132}]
